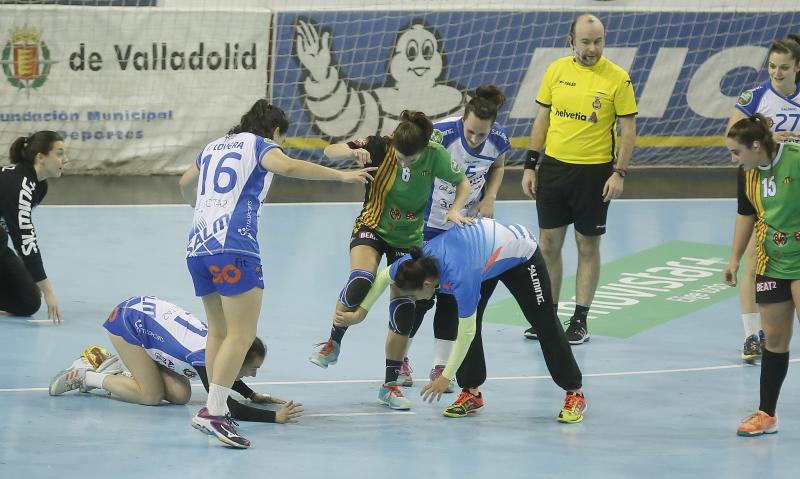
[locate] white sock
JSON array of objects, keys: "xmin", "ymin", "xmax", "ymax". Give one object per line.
[
  {"xmin": 84, "ymin": 371, "xmax": 107, "ymax": 389},
  {"xmin": 403, "ymin": 338, "xmax": 413, "ymax": 359},
  {"xmin": 433, "ymin": 339, "xmax": 454, "ymax": 367},
  {"xmin": 207, "ymin": 383, "xmax": 232, "ymax": 416},
  {"xmin": 742, "ymin": 313, "xmax": 761, "ymax": 338}
]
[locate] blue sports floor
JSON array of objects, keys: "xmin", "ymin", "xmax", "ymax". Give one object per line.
[{"xmin": 1, "ymin": 200, "xmax": 798, "ymax": 478}]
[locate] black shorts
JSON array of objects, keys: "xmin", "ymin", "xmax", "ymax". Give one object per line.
[
  {"xmin": 350, "ymin": 224, "xmax": 410, "ymax": 265},
  {"xmin": 536, "ymin": 155, "xmax": 612, "ymax": 236},
  {"xmin": 755, "ymin": 274, "xmax": 796, "ymax": 304}
]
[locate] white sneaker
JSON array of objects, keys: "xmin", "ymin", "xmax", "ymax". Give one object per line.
[
  {"xmin": 378, "ymin": 382, "xmax": 411, "ymax": 410},
  {"xmin": 49, "ymin": 367, "xmax": 87, "ymax": 396}
]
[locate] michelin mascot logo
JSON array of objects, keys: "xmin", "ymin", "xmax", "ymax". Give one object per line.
[{"xmin": 294, "ymin": 18, "xmax": 465, "ymax": 141}]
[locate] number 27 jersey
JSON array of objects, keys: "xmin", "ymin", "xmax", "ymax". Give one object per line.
[{"xmin": 186, "ymin": 132, "xmax": 281, "ymax": 258}]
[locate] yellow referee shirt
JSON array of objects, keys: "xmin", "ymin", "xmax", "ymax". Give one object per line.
[{"xmin": 536, "ymin": 56, "xmax": 637, "ymax": 164}]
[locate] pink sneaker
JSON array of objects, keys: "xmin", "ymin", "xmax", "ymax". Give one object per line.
[
  {"xmin": 191, "ymin": 407, "xmax": 251, "ymax": 448},
  {"xmin": 398, "ymin": 357, "xmax": 413, "ymax": 387},
  {"xmin": 429, "ymin": 365, "xmax": 455, "ymax": 393}
]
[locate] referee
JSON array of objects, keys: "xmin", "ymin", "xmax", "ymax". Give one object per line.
[{"xmin": 521, "ymin": 14, "xmax": 637, "ymax": 344}]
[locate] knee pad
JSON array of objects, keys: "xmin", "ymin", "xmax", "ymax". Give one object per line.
[
  {"xmin": 338, "ymin": 269, "xmax": 375, "ymax": 308},
  {"xmin": 388, "ymin": 296, "xmax": 416, "ymax": 336}
]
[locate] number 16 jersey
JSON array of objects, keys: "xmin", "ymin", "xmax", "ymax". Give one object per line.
[{"xmin": 186, "ymin": 132, "xmax": 281, "ymax": 258}]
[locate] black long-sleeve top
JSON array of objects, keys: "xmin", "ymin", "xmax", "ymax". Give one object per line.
[{"xmin": 0, "ymin": 162, "xmax": 48, "ymax": 281}]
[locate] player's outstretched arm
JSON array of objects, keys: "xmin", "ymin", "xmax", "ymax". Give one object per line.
[{"xmin": 261, "ymin": 148, "xmax": 375, "ymax": 183}]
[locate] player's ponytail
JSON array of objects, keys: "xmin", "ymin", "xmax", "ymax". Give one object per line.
[
  {"xmin": 727, "ymin": 113, "xmax": 777, "ymax": 158},
  {"xmin": 465, "ymin": 84, "xmax": 506, "ymax": 122},
  {"xmin": 393, "ymin": 110, "xmax": 433, "ymax": 157},
  {"xmin": 229, "ymin": 99, "xmax": 290, "ymax": 140},
  {"xmin": 394, "ymin": 247, "xmax": 439, "ymax": 291},
  {"xmin": 9, "ymin": 130, "xmax": 63, "ymax": 166}
]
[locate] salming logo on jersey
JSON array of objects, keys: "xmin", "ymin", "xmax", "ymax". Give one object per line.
[
  {"xmin": 17, "ymin": 177, "xmax": 38, "ymax": 256},
  {"xmin": 356, "ymin": 144, "xmax": 398, "ymax": 230}
]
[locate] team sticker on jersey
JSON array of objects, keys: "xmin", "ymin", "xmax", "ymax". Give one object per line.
[
  {"xmin": 773, "ymin": 231, "xmax": 787, "ymax": 247},
  {"xmin": 592, "ymin": 96, "xmax": 602, "ymax": 110},
  {"xmin": 390, "ymin": 208, "xmax": 402, "ymax": 220},
  {"xmin": 450, "ymin": 159, "xmax": 462, "ymax": 174},
  {"xmin": 352, "ymin": 138, "xmax": 369, "ymax": 147},
  {"xmin": 738, "ymin": 90, "xmax": 753, "ymax": 106},
  {"xmin": 431, "ymin": 129, "xmax": 444, "ymax": 144}
]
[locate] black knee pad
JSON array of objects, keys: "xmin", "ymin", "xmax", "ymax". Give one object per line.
[
  {"xmin": 338, "ymin": 269, "xmax": 375, "ymax": 308},
  {"xmin": 388, "ymin": 296, "xmax": 415, "ymax": 336}
]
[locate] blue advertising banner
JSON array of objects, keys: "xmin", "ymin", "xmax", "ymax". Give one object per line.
[{"xmin": 272, "ymin": 10, "xmax": 800, "ymax": 165}]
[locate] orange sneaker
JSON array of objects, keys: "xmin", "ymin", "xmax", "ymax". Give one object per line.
[
  {"xmin": 558, "ymin": 391, "xmax": 587, "ymax": 423},
  {"xmin": 443, "ymin": 389, "xmax": 484, "ymax": 418},
  {"xmin": 737, "ymin": 411, "xmax": 778, "ymax": 437}
]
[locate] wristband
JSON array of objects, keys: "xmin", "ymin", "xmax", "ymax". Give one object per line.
[{"xmin": 523, "ymin": 150, "xmax": 540, "ymax": 170}]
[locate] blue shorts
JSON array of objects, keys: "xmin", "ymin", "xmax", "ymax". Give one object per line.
[
  {"xmin": 102, "ymin": 299, "xmax": 141, "ymax": 346},
  {"xmin": 186, "ymin": 253, "xmax": 264, "ymax": 297}
]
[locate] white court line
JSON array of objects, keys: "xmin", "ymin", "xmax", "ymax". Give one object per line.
[
  {"xmin": 5, "ymin": 360, "xmax": 796, "ymax": 393},
  {"xmin": 26, "ymin": 319, "xmax": 53, "ymax": 323},
  {"xmin": 304, "ymin": 411, "xmax": 415, "ymax": 418}
]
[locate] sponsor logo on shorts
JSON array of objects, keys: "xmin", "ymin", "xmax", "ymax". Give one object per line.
[
  {"xmin": 134, "ymin": 319, "xmax": 165, "ymax": 342},
  {"xmin": 209, "ymin": 264, "xmax": 242, "ymax": 284},
  {"xmin": 107, "ymin": 306, "xmax": 120, "ymax": 323},
  {"xmin": 183, "ymin": 368, "xmax": 196, "ymax": 378},
  {"xmin": 154, "ymin": 351, "xmax": 174, "ymax": 369},
  {"xmin": 358, "ymin": 230, "xmax": 378, "ymax": 241},
  {"xmin": 756, "ymin": 279, "xmax": 778, "ymax": 292}
]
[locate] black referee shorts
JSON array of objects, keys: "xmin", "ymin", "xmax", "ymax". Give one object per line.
[{"xmin": 535, "ymin": 154, "xmax": 613, "ymax": 236}]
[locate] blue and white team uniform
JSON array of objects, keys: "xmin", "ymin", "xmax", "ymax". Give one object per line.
[
  {"xmin": 387, "ymin": 218, "xmax": 582, "ymax": 392},
  {"xmin": 103, "ymin": 296, "xmax": 208, "ymax": 379},
  {"xmin": 424, "ymin": 117, "xmax": 511, "ymax": 240},
  {"xmin": 736, "ymin": 80, "xmax": 800, "ymax": 136},
  {"xmin": 186, "ymin": 132, "xmax": 281, "ymax": 296},
  {"xmin": 392, "ymin": 218, "xmax": 537, "ymax": 318}
]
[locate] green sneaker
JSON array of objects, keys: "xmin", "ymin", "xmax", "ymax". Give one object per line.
[{"xmin": 557, "ymin": 391, "xmax": 587, "ymax": 423}]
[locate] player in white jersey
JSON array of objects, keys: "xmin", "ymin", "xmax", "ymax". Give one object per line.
[
  {"xmin": 397, "ymin": 86, "xmax": 510, "ymax": 390},
  {"xmin": 334, "ymin": 218, "xmax": 585, "ymax": 422},
  {"xmin": 729, "ymin": 36, "xmax": 800, "ymax": 362},
  {"xmin": 48, "ymin": 296, "xmax": 303, "ymax": 425},
  {"xmin": 179, "ymin": 100, "xmax": 374, "ymax": 448}
]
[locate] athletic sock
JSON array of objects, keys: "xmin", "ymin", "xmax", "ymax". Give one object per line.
[
  {"xmin": 759, "ymin": 348, "xmax": 789, "ymax": 417},
  {"xmin": 385, "ymin": 359, "xmax": 403, "ymax": 384},
  {"xmin": 207, "ymin": 383, "xmax": 232, "ymax": 416},
  {"xmin": 330, "ymin": 324, "xmax": 347, "ymax": 344},
  {"xmin": 433, "ymin": 339, "xmax": 454, "ymax": 367},
  {"xmin": 742, "ymin": 313, "xmax": 761, "ymax": 338},
  {"xmin": 84, "ymin": 371, "xmax": 107, "ymax": 389}
]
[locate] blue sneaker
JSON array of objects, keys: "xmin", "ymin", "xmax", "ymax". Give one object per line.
[
  {"xmin": 309, "ymin": 339, "xmax": 340, "ymax": 368},
  {"xmin": 378, "ymin": 382, "xmax": 411, "ymax": 410}
]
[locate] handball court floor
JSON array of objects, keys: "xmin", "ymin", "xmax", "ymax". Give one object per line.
[{"xmin": 1, "ymin": 200, "xmax": 798, "ymax": 478}]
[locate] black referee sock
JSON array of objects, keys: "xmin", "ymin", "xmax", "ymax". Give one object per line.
[
  {"xmin": 759, "ymin": 348, "xmax": 789, "ymax": 417},
  {"xmin": 385, "ymin": 359, "xmax": 403, "ymax": 384},
  {"xmin": 330, "ymin": 324, "xmax": 347, "ymax": 344},
  {"xmin": 573, "ymin": 304, "xmax": 590, "ymax": 322}
]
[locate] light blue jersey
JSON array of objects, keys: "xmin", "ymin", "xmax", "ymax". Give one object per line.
[
  {"xmin": 186, "ymin": 132, "xmax": 282, "ymax": 258},
  {"xmin": 104, "ymin": 296, "xmax": 208, "ymax": 379},
  {"xmin": 424, "ymin": 117, "xmax": 510, "ymax": 238},
  {"xmin": 390, "ymin": 218, "xmax": 538, "ymax": 317},
  {"xmin": 736, "ymin": 80, "xmax": 800, "ymax": 134}
]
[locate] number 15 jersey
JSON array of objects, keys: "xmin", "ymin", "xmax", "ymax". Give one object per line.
[{"xmin": 186, "ymin": 132, "xmax": 281, "ymax": 258}]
